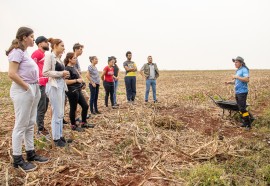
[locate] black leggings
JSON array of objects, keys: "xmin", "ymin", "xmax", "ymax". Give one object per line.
[
  {"xmin": 66, "ymin": 89, "xmax": 89, "ymax": 125},
  {"xmin": 103, "ymin": 81, "xmax": 114, "ymax": 107}
]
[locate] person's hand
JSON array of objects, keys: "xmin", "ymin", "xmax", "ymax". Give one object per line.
[
  {"xmin": 24, "ymin": 84, "xmax": 30, "ymax": 91},
  {"xmin": 225, "ymin": 81, "xmax": 230, "ymax": 85},
  {"xmin": 63, "ymin": 70, "xmax": 70, "ymax": 78},
  {"xmin": 92, "ymin": 82, "xmax": 96, "ymax": 87},
  {"xmin": 77, "ymin": 78, "xmax": 83, "ymax": 83}
]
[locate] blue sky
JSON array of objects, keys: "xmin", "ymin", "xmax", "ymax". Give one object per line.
[{"xmin": 1, "ymin": 0, "xmax": 270, "ymax": 71}]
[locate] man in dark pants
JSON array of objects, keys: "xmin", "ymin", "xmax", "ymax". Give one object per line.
[
  {"xmin": 31, "ymin": 36, "xmax": 49, "ymax": 135},
  {"xmin": 123, "ymin": 51, "xmax": 137, "ymax": 103},
  {"xmin": 225, "ymin": 56, "xmax": 253, "ymax": 129}
]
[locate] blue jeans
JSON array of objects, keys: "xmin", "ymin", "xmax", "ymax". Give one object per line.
[
  {"xmin": 113, "ymin": 80, "xmax": 119, "ymax": 104},
  {"xmin": 145, "ymin": 79, "xmax": 156, "ymax": 101},
  {"xmin": 89, "ymin": 84, "xmax": 100, "ymax": 113},
  {"xmin": 124, "ymin": 76, "xmax": 136, "ymax": 101}
]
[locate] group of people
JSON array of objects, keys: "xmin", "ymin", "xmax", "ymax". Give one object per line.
[
  {"xmin": 6, "ymin": 26, "xmax": 160, "ymax": 172},
  {"xmin": 6, "ymin": 26, "xmax": 253, "ymax": 172}
]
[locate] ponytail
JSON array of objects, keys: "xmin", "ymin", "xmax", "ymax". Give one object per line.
[
  {"xmin": 48, "ymin": 38, "xmax": 63, "ymax": 50},
  {"xmin": 242, "ymin": 62, "xmax": 249, "ymax": 71},
  {"xmin": 6, "ymin": 39, "xmax": 20, "ymax": 56},
  {"xmin": 6, "ymin": 27, "xmax": 33, "ymax": 56},
  {"xmin": 64, "ymin": 52, "xmax": 75, "ymax": 66}
]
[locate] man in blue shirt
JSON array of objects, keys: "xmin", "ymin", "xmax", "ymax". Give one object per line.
[{"xmin": 225, "ymin": 56, "xmax": 253, "ymax": 129}]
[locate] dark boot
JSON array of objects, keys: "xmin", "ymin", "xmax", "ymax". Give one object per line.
[
  {"xmin": 60, "ymin": 137, "xmax": 73, "ymax": 143},
  {"xmin": 13, "ymin": 155, "xmax": 37, "ymax": 172},
  {"xmin": 241, "ymin": 112, "xmax": 252, "ymax": 129},
  {"xmin": 54, "ymin": 139, "xmax": 66, "ymax": 147},
  {"xmin": 26, "ymin": 150, "xmax": 49, "ymax": 163}
]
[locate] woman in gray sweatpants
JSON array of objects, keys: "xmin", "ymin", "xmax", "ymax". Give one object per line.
[
  {"xmin": 7, "ymin": 27, "xmax": 48, "ymax": 172},
  {"xmin": 43, "ymin": 38, "xmax": 70, "ymax": 147}
]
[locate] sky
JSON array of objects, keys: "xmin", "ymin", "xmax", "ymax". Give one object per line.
[{"xmin": 0, "ymin": 0, "xmax": 270, "ymax": 72}]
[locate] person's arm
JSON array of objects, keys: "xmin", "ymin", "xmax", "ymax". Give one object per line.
[
  {"xmin": 140, "ymin": 65, "xmax": 146, "ymax": 78},
  {"xmin": 124, "ymin": 65, "xmax": 133, "ymax": 72},
  {"xmin": 225, "ymin": 79, "xmax": 235, "ymax": 85},
  {"xmin": 116, "ymin": 68, "xmax": 120, "ymax": 78},
  {"xmin": 8, "ymin": 62, "xmax": 29, "ymax": 90},
  {"xmin": 155, "ymin": 64, "xmax": 159, "ymax": 79},
  {"xmin": 100, "ymin": 71, "xmax": 106, "ymax": 81},
  {"xmin": 65, "ymin": 78, "xmax": 80, "ymax": 85},
  {"xmin": 65, "ymin": 70, "xmax": 83, "ymax": 85},
  {"xmin": 232, "ymin": 75, "xmax": 249, "ymax": 83},
  {"xmin": 133, "ymin": 63, "xmax": 137, "ymax": 72},
  {"xmin": 124, "ymin": 62, "xmax": 136, "ymax": 72},
  {"xmin": 101, "ymin": 66, "xmax": 107, "ymax": 81},
  {"xmin": 140, "ymin": 70, "xmax": 145, "ymax": 77},
  {"xmin": 86, "ymin": 70, "xmax": 96, "ymax": 87},
  {"xmin": 86, "ymin": 70, "xmax": 91, "ymax": 82}
]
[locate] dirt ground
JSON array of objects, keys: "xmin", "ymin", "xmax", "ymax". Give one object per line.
[{"xmin": 0, "ymin": 70, "xmax": 270, "ymax": 185}]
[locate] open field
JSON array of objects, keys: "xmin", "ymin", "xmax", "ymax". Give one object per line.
[{"xmin": 0, "ymin": 70, "xmax": 270, "ymax": 186}]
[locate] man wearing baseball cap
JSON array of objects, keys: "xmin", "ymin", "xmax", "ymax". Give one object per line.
[
  {"xmin": 225, "ymin": 56, "xmax": 254, "ymax": 129},
  {"xmin": 31, "ymin": 36, "xmax": 50, "ymax": 135}
]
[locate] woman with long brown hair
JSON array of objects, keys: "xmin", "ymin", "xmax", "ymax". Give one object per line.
[
  {"xmin": 64, "ymin": 52, "xmax": 95, "ymax": 131},
  {"xmin": 43, "ymin": 38, "xmax": 70, "ymax": 147},
  {"xmin": 7, "ymin": 27, "xmax": 48, "ymax": 172}
]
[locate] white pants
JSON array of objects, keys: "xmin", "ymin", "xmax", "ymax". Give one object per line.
[
  {"xmin": 10, "ymin": 83, "xmax": 40, "ymax": 155},
  {"xmin": 46, "ymin": 79, "xmax": 65, "ymax": 140}
]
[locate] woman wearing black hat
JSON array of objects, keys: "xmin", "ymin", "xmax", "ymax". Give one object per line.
[{"xmin": 225, "ymin": 56, "xmax": 253, "ymax": 129}]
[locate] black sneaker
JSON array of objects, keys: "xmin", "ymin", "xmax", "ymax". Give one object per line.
[
  {"xmin": 240, "ymin": 123, "xmax": 247, "ymax": 128},
  {"xmin": 26, "ymin": 150, "xmax": 49, "ymax": 163},
  {"xmin": 13, "ymin": 155, "xmax": 37, "ymax": 172},
  {"xmin": 86, "ymin": 114, "xmax": 91, "ymax": 119},
  {"xmin": 92, "ymin": 112, "xmax": 97, "ymax": 115},
  {"xmin": 112, "ymin": 105, "xmax": 118, "ymax": 109},
  {"xmin": 81, "ymin": 123, "xmax": 95, "ymax": 128},
  {"xmin": 71, "ymin": 125, "xmax": 85, "ymax": 132},
  {"xmin": 60, "ymin": 137, "xmax": 73, "ymax": 143},
  {"xmin": 95, "ymin": 111, "xmax": 101, "ymax": 114},
  {"xmin": 54, "ymin": 139, "xmax": 66, "ymax": 147}
]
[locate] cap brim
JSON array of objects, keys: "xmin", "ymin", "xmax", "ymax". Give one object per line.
[{"xmin": 232, "ymin": 59, "xmax": 236, "ymax": 62}]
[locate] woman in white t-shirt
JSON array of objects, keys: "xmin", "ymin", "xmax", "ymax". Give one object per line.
[{"xmin": 7, "ymin": 27, "xmax": 48, "ymax": 172}]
